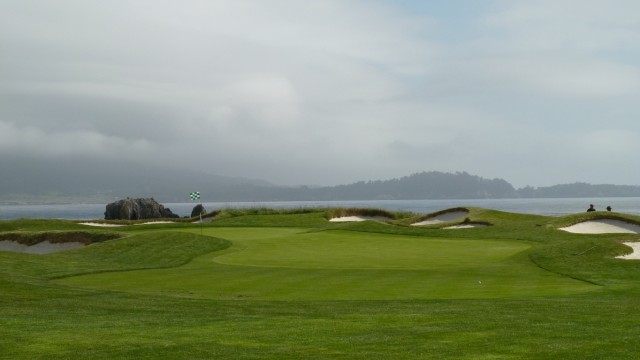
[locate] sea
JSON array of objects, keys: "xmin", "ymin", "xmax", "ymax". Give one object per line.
[{"xmin": 1, "ymin": 197, "xmax": 640, "ymax": 220}]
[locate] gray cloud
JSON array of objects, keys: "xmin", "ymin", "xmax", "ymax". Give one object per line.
[{"xmin": 1, "ymin": 1, "xmax": 639, "ymax": 187}]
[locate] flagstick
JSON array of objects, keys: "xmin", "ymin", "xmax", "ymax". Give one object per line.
[{"xmin": 190, "ymin": 192, "xmax": 203, "ymax": 236}]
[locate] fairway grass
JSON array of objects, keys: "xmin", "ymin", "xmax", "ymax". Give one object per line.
[{"xmin": 3, "ymin": 208, "xmax": 640, "ymax": 358}]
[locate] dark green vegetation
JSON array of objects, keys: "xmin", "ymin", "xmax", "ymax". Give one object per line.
[
  {"xmin": 2, "ymin": 208, "xmax": 640, "ymax": 359},
  {"xmin": 0, "ymin": 230, "xmax": 120, "ymax": 245}
]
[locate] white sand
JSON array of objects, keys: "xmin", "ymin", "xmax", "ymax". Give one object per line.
[
  {"xmin": 617, "ymin": 242, "xmax": 640, "ymax": 260},
  {"xmin": 559, "ymin": 219, "xmax": 640, "ymax": 234},
  {"xmin": 136, "ymin": 221, "xmax": 176, "ymax": 225},
  {"xmin": 0, "ymin": 240, "xmax": 85, "ymax": 254},
  {"xmin": 329, "ymin": 216, "xmax": 390, "ymax": 222},
  {"xmin": 79, "ymin": 222, "xmax": 125, "ymax": 227},
  {"xmin": 412, "ymin": 210, "xmax": 469, "ymax": 226},
  {"xmin": 80, "ymin": 221, "xmax": 177, "ymax": 227},
  {"xmin": 443, "ymin": 224, "xmax": 489, "ymax": 229},
  {"xmin": 192, "ymin": 217, "xmax": 215, "ymax": 223}
]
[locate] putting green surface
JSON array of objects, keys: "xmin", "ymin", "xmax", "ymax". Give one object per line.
[
  {"xmin": 55, "ymin": 227, "xmax": 598, "ymax": 300},
  {"xmin": 214, "ymin": 229, "xmax": 526, "ymax": 269}
]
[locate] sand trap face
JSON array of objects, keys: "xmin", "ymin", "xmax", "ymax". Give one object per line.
[
  {"xmin": 617, "ymin": 242, "xmax": 640, "ymax": 260},
  {"xmin": 80, "ymin": 221, "xmax": 178, "ymax": 227},
  {"xmin": 136, "ymin": 221, "xmax": 176, "ymax": 225},
  {"xmin": 329, "ymin": 216, "xmax": 391, "ymax": 222},
  {"xmin": 559, "ymin": 219, "xmax": 640, "ymax": 234},
  {"xmin": 0, "ymin": 240, "xmax": 85, "ymax": 254},
  {"xmin": 412, "ymin": 210, "xmax": 469, "ymax": 226},
  {"xmin": 80, "ymin": 222, "xmax": 125, "ymax": 227},
  {"xmin": 443, "ymin": 224, "xmax": 489, "ymax": 229},
  {"xmin": 193, "ymin": 217, "xmax": 215, "ymax": 224}
]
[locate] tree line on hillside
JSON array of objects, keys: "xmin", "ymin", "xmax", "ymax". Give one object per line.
[
  {"xmin": 5, "ymin": 157, "xmax": 640, "ymax": 203},
  {"xmin": 193, "ymin": 173, "xmax": 640, "ymax": 201},
  {"xmin": 303, "ymin": 171, "xmax": 516, "ymax": 200}
]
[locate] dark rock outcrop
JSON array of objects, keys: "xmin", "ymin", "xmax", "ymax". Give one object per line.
[
  {"xmin": 190, "ymin": 204, "xmax": 206, "ymax": 218},
  {"xmin": 104, "ymin": 198, "xmax": 179, "ymax": 220}
]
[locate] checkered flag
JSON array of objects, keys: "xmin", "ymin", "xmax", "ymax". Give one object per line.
[{"xmin": 189, "ymin": 191, "xmax": 200, "ymax": 201}]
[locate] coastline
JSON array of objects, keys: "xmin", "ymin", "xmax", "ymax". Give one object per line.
[{"xmin": 2, "ymin": 197, "xmax": 640, "ymax": 220}]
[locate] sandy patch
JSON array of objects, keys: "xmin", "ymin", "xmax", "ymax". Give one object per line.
[
  {"xmin": 192, "ymin": 217, "xmax": 215, "ymax": 224},
  {"xmin": 617, "ymin": 242, "xmax": 640, "ymax": 260},
  {"xmin": 136, "ymin": 221, "xmax": 176, "ymax": 225},
  {"xmin": 443, "ymin": 224, "xmax": 489, "ymax": 229},
  {"xmin": 0, "ymin": 240, "xmax": 85, "ymax": 254},
  {"xmin": 80, "ymin": 221, "xmax": 177, "ymax": 227},
  {"xmin": 559, "ymin": 219, "xmax": 640, "ymax": 234},
  {"xmin": 79, "ymin": 222, "xmax": 125, "ymax": 227},
  {"xmin": 412, "ymin": 210, "xmax": 469, "ymax": 226},
  {"xmin": 329, "ymin": 216, "xmax": 390, "ymax": 222}
]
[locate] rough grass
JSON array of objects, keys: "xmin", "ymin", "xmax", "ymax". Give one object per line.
[
  {"xmin": 3, "ymin": 208, "xmax": 640, "ymax": 358},
  {"xmin": 0, "ymin": 231, "xmax": 121, "ymax": 245}
]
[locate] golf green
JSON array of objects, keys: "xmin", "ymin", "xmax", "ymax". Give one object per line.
[{"xmin": 55, "ymin": 227, "xmax": 598, "ymax": 300}]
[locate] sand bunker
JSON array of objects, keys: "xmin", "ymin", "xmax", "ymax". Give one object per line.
[
  {"xmin": 412, "ymin": 210, "xmax": 469, "ymax": 226},
  {"xmin": 192, "ymin": 217, "xmax": 215, "ymax": 224},
  {"xmin": 80, "ymin": 222, "xmax": 125, "ymax": 227},
  {"xmin": 136, "ymin": 221, "xmax": 176, "ymax": 225},
  {"xmin": 559, "ymin": 219, "xmax": 640, "ymax": 234},
  {"xmin": 443, "ymin": 224, "xmax": 489, "ymax": 229},
  {"xmin": 617, "ymin": 242, "xmax": 640, "ymax": 260},
  {"xmin": 80, "ymin": 221, "xmax": 177, "ymax": 227},
  {"xmin": 0, "ymin": 240, "xmax": 85, "ymax": 254},
  {"xmin": 329, "ymin": 216, "xmax": 391, "ymax": 222}
]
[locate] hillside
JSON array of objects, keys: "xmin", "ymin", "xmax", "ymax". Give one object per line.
[
  {"xmin": 0, "ymin": 157, "xmax": 271, "ymax": 204},
  {"xmin": 3, "ymin": 157, "xmax": 640, "ymax": 204},
  {"xmin": 300, "ymin": 171, "xmax": 517, "ymax": 200}
]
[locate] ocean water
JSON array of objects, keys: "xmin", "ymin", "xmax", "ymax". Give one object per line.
[{"xmin": 1, "ymin": 198, "xmax": 639, "ymax": 220}]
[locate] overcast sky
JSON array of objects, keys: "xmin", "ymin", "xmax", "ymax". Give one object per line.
[{"xmin": 1, "ymin": 0, "xmax": 639, "ymax": 187}]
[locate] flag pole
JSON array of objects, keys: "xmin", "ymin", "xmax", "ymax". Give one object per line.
[{"xmin": 190, "ymin": 191, "xmax": 202, "ymax": 235}]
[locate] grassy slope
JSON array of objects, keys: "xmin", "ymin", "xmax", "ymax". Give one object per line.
[{"xmin": 2, "ymin": 209, "xmax": 640, "ymax": 358}]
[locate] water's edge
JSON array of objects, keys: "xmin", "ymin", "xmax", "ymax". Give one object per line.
[{"xmin": 1, "ymin": 198, "xmax": 638, "ymax": 220}]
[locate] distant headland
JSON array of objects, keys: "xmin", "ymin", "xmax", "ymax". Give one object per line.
[{"xmin": 4, "ymin": 168, "xmax": 640, "ymax": 205}]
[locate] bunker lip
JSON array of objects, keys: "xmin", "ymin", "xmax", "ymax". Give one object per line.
[
  {"xmin": 79, "ymin": 221, "xmax": 178, "ymax": 227},
  {"xmin": 559, "ymin": 219, "xmax": 640, "ymax": 234},
  {"xmin": 80, "ymin": 222, "xmax": 126, "ymax": 227},
  {"xmin": 0, "ymin": 240, "xmax": 86, "ymax": 254},
  {"xmin": 329, "ymin": 216, "xmax": 391, "ymax": 222},
  {"xmin": 412, "ymin": 208, "xmax": 470, "ymax": 226},
  {"xmin": 443, "ymin": 223, "xmax": 489, "ymax": 229},
  {"xmin": 617, "ymin": 242, "xmax": 640, "ymax": 260}
]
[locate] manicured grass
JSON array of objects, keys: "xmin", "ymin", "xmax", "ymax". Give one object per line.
[
  {"xmin": 2, "ymin": 208, "xmax": 640, "ymax": 358},
  {"xmin": 56, "ymin": 228, "xmax": 596, "ymax": 300}
]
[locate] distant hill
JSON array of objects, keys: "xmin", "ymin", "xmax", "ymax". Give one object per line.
[
  {"xmin": 191, "ymin": 173, "xmax": 640, "ymax": 201},
  {"xmin": 298, "ymin": 171, "xmax": 517, "ymax": 200},
  {"xmin": 3, "ymin": 158, "xmax": 640, "ymax": 204},
  {"xmin": 189, "ymin": 171, "xmax": 517, "ymax": 202},
  {"xmin": 0, "ymin": 156, "xmax": 272, "ymax": 204}
]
